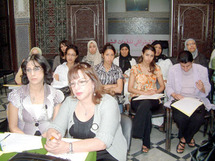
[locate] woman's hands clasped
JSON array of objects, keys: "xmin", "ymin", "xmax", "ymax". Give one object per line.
[{"xmin": 196, "ymin": 80, "xmax": 205, "ymax": 93}]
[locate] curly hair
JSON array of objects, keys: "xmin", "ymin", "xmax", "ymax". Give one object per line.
[
  {"xmin": 21, "ymin": 54, "xmax": 53, "ymax": 85},
  {"xmin": 68, "ymin": 62, "xmax": 103, "ymax": 104}
]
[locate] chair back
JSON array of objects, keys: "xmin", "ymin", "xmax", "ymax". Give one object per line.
[{"xmin": 120, "ymin": 114, "xmax": 132, "ymax": 151}]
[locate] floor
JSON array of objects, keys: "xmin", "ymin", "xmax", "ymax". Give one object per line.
[{"xmin": 0, "ymin": 84, "xmax": 209, "ymax": 161}]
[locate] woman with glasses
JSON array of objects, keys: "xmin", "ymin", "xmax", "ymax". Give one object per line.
[
  {"xmin": 8, "ymin": 54, "xmax": 64, "ymax": 136},
  {"xmin": 15, "ymin": 47, "xmax": 42, "ymax": 85},
  {"xmin": 45, "ymin": 62, "xmax": 127, "ymax": 161},
  {"xmin": 81, "ymin": 40, "xmax": 102, "ymax": 66},
  {"xmin": 52, "ymin": 45, "xmax": 79, "ymax": 93},
  {"xmin": 184, "ymin": 38, "xmax": 208, "ymax": 68}
]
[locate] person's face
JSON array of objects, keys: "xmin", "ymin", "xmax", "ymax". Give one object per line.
[
  {"xmin": 66, "ymin": 49, "xmax": 77, "ymax": 64},
  {"xmin": 103, "ymin": 49, "xmax": 115, "ymax": 65},
  {"xmin": 142, "ymin": 49, "xmax": 155, "ymax": 64},
  {"xmin": 186, "ymin": 40, "xmax": 196, "ymax": 53},
  {"xmin": 180, "ymin": 62, "xmax": 193, "ymax": 72},
  {"xmin": 26, "ymin": 60, "xmax": 44, "ymax": 85},
  {"xmin": 89, "ymin": 43, "xmax": 97, "ymax": 55},
  {"xmin": 60, "ymin": 43, "xmax": 67, "ymax": 54},
  {"xmin": 31, "ymin": 49, "xmax": 40, "ymax": 55},
  {"xmin": 70, "ymin": 70, "xmax": 94, "ymax": 101},
  {"xmin": 154, "ymin": 44, "xmax": 162, "ymax": 56},
  {"xmin": 120, "ymin": 46, "xmax": 129, "ymax": 57}
]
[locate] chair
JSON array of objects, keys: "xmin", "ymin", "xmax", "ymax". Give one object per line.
[
  {"xmin": 120, "ymin": 114, "xmax": 132, "ymax": 151},
  {"xmin": 0, "ymin": 103, "xmax": 8, "ymax": 132}
]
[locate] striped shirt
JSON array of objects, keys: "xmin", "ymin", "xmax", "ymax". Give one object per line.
[{"xmin": 94, "ymin": 62, "xmax": 123, "ymax": 85}]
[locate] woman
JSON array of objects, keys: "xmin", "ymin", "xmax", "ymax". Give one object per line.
[
  {"xmin": 52, "ymin": 44, "xmax": 79, "ymax": 90},
  {"xmin": 94, "ymin": 43, "xmax": 123, "ymax": 95},
  {"xmin": 8, "ymin": 54, "xmax": 64, "ymax": 136},
  {"xmin": 45, "ymin": 62, "xmax": 127, "ymax": 161},
  {"xmin": 184, "ymin": 38, "xmax": 208, "ymax": 68},
  {"xmin": 128, "ymin": 44, "xmax": 165, "ymax": 153},
  {"xmin": 15, "ymin": 47, "xmax": 42, "ymax": 85},
  {"xmin": 82, "ymin": 40, "xmax": 102, "ymax": 66},
  {"xmin": 113, "ymin": 43, "xmax": 136, "ymax": 114},
  {"xmin": 165, "ymin": 50, "xmax": 214, "ymax": 153},
  {"xmin": 52, "ymin": 40, "xmax": 70, "ymax": 71}
]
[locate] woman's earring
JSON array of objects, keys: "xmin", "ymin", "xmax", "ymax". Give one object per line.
[{"xmin": 94, "ymin": 93, "xmax": 96, "ymax": 96}]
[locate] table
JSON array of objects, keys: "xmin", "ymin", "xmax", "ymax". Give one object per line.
[{"xmin": 0, "ymin": 137, "xmax": 96, "ymax": 161}]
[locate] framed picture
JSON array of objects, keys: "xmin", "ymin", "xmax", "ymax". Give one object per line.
[{"xmin": 125, "ymin": 0, "xmax": 149, "ymax": 11}]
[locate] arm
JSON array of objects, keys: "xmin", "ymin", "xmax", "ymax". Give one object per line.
[
  {"xmin": 52, "ymin": 104, "xmax": 61, "ymax": 120},
  {"xmin": 156, "ymin": 75, "xmax": 165, "ymax": 93},
  {"xmin": 15, "ymin": 67, "xmax": 23, "ymax": 85},
  {"xmin": 103, "ymin": 78, "xmax": 123, "ymax": 94},
  {"xmin": 7, "ymin": 102, "xmax": 24, "ymax": 134},
  {"xmin": 53, "ymin": 74, "xmax": 59, "ymax": 81}
]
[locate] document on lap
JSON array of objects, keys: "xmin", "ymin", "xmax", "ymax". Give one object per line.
[
  {"xmin": 133, "ymin": 94, "xmax": 165, "ymax": 101},
  {"xmin": 46, "ymin": 138, "xmax": 88, "ymax": 161},
  {"xmin": 0, "ymin": 133, "xmax": 43, "ymax": 153},
  {"xmin": 171, "ymin": 97, "xmax": 203, "ymax": 117}
]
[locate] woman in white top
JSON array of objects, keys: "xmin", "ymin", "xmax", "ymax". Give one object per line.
[
  {"xmin": 82, "ymin": 40, "xmax": 102, "ymax": 66},
  {"xmin": 52, "ymin": 45, "xmax": 79, "ymax": 89},
  {"xmin": 113, "ymin": 43, "xmax": 136, "ymax": 113}
]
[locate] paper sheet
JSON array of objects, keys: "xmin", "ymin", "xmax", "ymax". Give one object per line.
[
  {"xmin": 171, "ymin": 97, "xmax": 203, "ymax": 117},
  {"xmin": 46, "ymin": 138, "xmax": 88, "ymax": 161},
  {"xmin": 0, "ymin": 133, "xmax": 43, "ymax": 153},
  {"xmin": 133, "ymin": 94, "xmax": 165, "ymax": 101}
]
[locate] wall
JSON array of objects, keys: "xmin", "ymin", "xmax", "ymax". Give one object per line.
[
  {"xmin": 106, "ymin": 0, "xmax": 170, "ymax": 56},
  {"xmin": 14, "ymin": 0, "xmax": 31, "ymax": 67}
]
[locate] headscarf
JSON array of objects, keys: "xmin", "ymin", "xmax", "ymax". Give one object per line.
[
  {"xmin": 151, "ymin": 40, "xmax": 167, "ymax": 62},
  {"xmin": 184, "ymin": 38, "xmax": 198, "ymax": 59},
  {"xmin": 86, "ymin": 40, "xmax": 101, "ymax": 66},
  {"xmin": 209, "ymin": 49, "xmax": 215, "ymax": 69},
  {"xmin": 119, "ymin": 43, "xmax": 132, "ymax": 73},
  {"xmin": 29, "ymin": 47, "xmax": 42, "ymax": 56}
]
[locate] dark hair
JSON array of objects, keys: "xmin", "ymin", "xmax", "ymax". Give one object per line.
[
  {"xmin": 59, "ymin": 40, "xmax": 70, "ymax": 57},
  {"xmin": 65, "ymin": 44, "xmax": 80, "ymax": 63},
  {"xmin": 177, "ymin": 50, "xmax": 193, "ymax": 63},
  {"xmin": 138, "ymin": 44, "xmax": 156, "ymax": 74},
  {"xmin": 119, "ymin": 43, "xmax": 131, "ymax": 59},
  {"xmin": 68, "ymin": 62, "xmax": 103, "ymax": 104},
  {"xmin": 21, "ymin": 54, "xmax": 53, "ymax": 85},
  {"xmin": 151, "ymin": 40, "xmax": 163, "ymax": 54},
  {"xmin": 102, "ymin": 43, "xmax": 116, "ymax": 54}
]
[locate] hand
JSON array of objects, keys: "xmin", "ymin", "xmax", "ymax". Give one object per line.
[
  {"xmin": 196, "ymin": 80, "xmax": 205, "ymax": 93},
  {"xmin": 144, "ymin": 89, "xmax": 157, "ymax": 95},
  {"xmin": 123, "ymin": 74, "xmax": 129, "ymax": 78},
  {"xmin": 172, "ymin": 93, "xmax": 184, "ymax": 100},
  {"xmin": 45, "ymin": 139, "xmax": 69, "ymax": 154}
]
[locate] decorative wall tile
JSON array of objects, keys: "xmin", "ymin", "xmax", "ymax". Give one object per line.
[{"xmin": 14, "ymin": 0, "xmax": 30, "ymax": 18}]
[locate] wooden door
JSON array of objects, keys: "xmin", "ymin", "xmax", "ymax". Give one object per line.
[
  {"xmin": 0, "ymin": 0, "xmax": 17, "ymax": 70},
  {"xmin": 172, "ymin": 0, "xmax": 214, "ymax": 58},
  {"xmin": 67, "ymin": 0, "xmax": 104, "ymax": 57}
]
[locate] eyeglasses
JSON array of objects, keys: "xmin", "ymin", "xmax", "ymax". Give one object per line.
[
  {"xmin": 186, "ymin": 43, "xmax": 196, "ymax": 46},
  {"xmin": 26, "ymin": 66, "xmax": 42, "ymax": 73},
  {"xmin": 69, "ymin": 79, "xmax": 90, "ymax": 88}
]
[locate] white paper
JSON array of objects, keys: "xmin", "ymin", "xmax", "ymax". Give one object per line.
[
  {"xmin": 133, "ymin": 94, "xmax": 165, "ymax": 101},
  {"xmin": 171, "ymin": 97, "xmax": 203, "ymax": 117},
  {"xmin": 46, "ymin": 138, "xmax": 88, "ymax": 161},
  {"xmin": 0, "ymin": 133, "xmax": 43, "ymax": 153}
]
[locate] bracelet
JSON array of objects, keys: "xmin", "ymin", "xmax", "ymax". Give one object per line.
[{"xmin": 69, "ymin": 142, "xmax": 73, "ymax": 153}]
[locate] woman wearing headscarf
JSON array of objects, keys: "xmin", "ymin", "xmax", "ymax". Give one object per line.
[
  {"xmin": 15, "ymin": 47, "xmax": 42, "ymax": 85},
  {"xmin": 113, "ymin": 43, "xmax": 136, "ymax": 114},
  {"xmin": 184, "ymin": 38, "xmax": 208, "ymax": 68},
  {"xmin": 82, "ymin": 40, "xmax": 102, "ymax": 66}
]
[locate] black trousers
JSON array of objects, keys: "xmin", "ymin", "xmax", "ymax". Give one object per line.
[
  {"xmin": 131, "ymin": 98, "xmax": 160, "ymax": 148},
  {"xmin": 172, "ymin": 104, "xmax": 205, "ymax": 143}
]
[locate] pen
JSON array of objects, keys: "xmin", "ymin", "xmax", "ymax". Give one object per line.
[
  {"xmin": 0, "ymin": 134, "xmax": 11, "ymax": 143},
  {"xmin": 49, "ymin": 136, "xmax": 55, "ymax": 141}
]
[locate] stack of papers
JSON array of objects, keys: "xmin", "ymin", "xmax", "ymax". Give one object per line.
[
  {"xmin": 133, "ymin": 94, "xmax": 165, "ymax": 101},
  {"xmin": 171, "ymin": 97, "xmax": 203, "ymax": 117}
]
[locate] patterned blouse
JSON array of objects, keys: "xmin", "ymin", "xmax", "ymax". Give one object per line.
[
  {"xmin": 94, "ymin": 62, "xmax": 123, "ymax": 85},
  {"xmin": 130, "ymin": 64, "xmax": 162, "ymax": 98}
]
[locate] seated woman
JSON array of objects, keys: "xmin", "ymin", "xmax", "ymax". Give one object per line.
[
  {"xmin": 52, "ymin": 45, "xmax": 79, "ymax": 95},
  {"xmin": 52, "ymin": 40, "xmax": 70, "ymax": 71},
  {"xmin": 165, "ymin": 50, "xmax": 214, "ymax": 153},
  {"xmin": 81, "ymin": 40, "xmax": 102, "ymax": 66},
  {"xmin": 94, "ymin": 43, "xmax": 124, "ymax": 112},
  {"xmin": 113, "ymin": 43, "xmax": 136, "ymax": 114},
  {"xmin": 8, "ymin": 54, "xmax": 64, "ymax": 136},
  {"xmin": 128, "ymin": 44, "xmax": 165, "ymax": 153},
  {"xmin": 15, "ymin": 47, "xmax": 42, "ymax": 85},
  {"xmin": 45, "ymin": 62, "xmax": 127, "ymax": 161},
  {"xmin": 184, "ymin": 38, "xmax": 208, "ymax": 68}
]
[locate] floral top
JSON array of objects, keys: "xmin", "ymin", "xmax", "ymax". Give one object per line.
[{"xmin": 130, "ymin": 64, "xmax": 162, "ymax": 98}]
